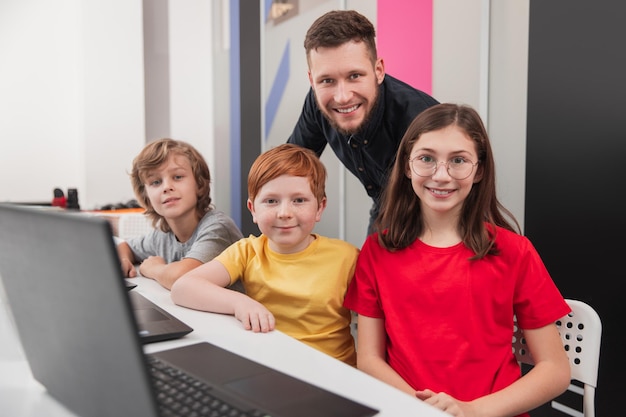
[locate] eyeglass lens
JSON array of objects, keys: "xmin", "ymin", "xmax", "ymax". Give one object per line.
[{"xmin": 410, "ymin": 158, "xmax": 476, "ymax": 180}]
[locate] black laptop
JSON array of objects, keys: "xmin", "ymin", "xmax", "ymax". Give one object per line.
[
  {"xmin": 0, "ymin": 204, "xmax": 378, "ymax": 417},
  {"xmin": 129, "ymin": 290, "xmax": 193, "ymax": 343}
]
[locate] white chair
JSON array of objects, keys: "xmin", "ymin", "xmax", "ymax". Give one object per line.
[
  {"xmin": 512, "ymin": 299, "xmax": 602, "ymax": 417},
  {"xmin": 117, "ymin": 213, "xmax": 154, "ymax": 240}
]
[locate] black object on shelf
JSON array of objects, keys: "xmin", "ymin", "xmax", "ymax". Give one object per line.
[{"xmin": 66, "ymin": 188, "xmax": 80, "ymax": 210}]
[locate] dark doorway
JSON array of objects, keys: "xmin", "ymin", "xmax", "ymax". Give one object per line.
[{"xmin": 525, "ymin": 1, "xmax": 625, "ymax": 415}]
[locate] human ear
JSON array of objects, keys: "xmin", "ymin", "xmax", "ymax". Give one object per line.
[
  {"xmin": 405, "ymin": 160, "xmax": 413, "ymax": 179},
  {"xmin": 473, "ymin": 164, "xmax": 484, "ymax": 183},
  {"xmin": 315, "ymin": 197, "xmax": 327, "ymax": 222},
  {"xmin": 375, "ymin": 58, "xmax": 385, "ymax": 84},
  {"xmin": 246, "ymin": 199, "xmax": 258, "ymax": 224}
]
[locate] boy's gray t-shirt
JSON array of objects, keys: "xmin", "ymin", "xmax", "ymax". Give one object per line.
[{"xmin": 126, "ymin": 209, "xmax": 243, "ymax": 264}]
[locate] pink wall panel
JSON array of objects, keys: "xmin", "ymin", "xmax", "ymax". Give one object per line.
[{"xmin": 376, "ymin": 0, "xmax": 433, "ymax": 94}]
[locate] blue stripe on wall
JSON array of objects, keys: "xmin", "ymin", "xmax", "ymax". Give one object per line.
[
  {"xmin": 264, "ymin": 0, "xmax": 273, "ymax": 22},
  {"xmin": 265, "ymin": 41, "xmax": 290, "ymax": 139}
]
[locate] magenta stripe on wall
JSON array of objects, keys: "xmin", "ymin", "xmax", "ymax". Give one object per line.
[{"xmin": 376, "ymin": 0, "xmax": 433, "ymax": 94}]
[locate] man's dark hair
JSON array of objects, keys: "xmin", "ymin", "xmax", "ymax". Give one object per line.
[{"xmin": 304, "ymin": 10, "xmax": 377, "ymax": 65}]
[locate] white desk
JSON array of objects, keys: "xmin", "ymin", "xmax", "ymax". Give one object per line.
[{"xmin": 0, "ymin": 277, "xmax": 447, "ymax": 417}]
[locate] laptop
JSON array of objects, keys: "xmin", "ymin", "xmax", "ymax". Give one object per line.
[
  {"xmin": 129, "ymin": 290, "xmax": 193, "ymax": 343},
  {"xmin": 0, "ymin": 204, "xmax": 378, "ymax": 417}
]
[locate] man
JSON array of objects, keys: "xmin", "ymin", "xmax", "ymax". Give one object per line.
[{"xmin": 288, "ymin": 9, "xmax": 439, "ymax": 234}]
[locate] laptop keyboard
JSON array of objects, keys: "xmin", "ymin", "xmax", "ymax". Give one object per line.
[{"xmin": 148, "ymin": 356, "xmax": 271, "ymax": 417}]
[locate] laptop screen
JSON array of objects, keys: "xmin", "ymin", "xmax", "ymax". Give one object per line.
[{"xmin": 0, "ymin": 204, "xmax": 160, "ymax": 417}]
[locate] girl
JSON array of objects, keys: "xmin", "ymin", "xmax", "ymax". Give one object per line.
[{"xmin": 344, "ymin": 103, "xmax": 571, "ymax": 416}]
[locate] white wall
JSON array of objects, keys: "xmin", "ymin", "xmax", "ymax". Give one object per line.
[
  {"xmin": 82, "ymin": 1, "xmax": 146, "ymax": 209},
  {"xmin": 487, "ymin": 1, "xmax": 529, "ymax": 231},
  {"xmin": 433, "ymin": 0, "xmax": 529, "ymax": 230},
  {"xmin": 168, "ymin": 1, "xmax": 215, "ymax": 184},
  {"xmin": 1, "ymin": 0, "xmax": 84, "ymax": 204},
  {"xmin": 0, "ymin": 0, "xmax": 145, "ymax": 209},
  {"xmin": 0, "ymin": 0, "xmax": 217, "ymax": 212},
  {"xmin": 0, "ymin": 0, "xmax": 528, "ymax": 232}
]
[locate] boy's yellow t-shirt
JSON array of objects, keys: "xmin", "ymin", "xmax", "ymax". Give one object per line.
[{"xmin": 215, "ymin": 234, "xmax": 358, "ymax": 366}]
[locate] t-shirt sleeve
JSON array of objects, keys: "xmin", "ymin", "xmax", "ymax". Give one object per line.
[
  {"xmin": 214, "ymin": 238, "xmax": 252, "ymax": 286},
  {"xmin": 513, "ymin": 235, "xmax": 571, "ymax": 329},
  {"xmin": 125, "ymin": 229, "xmax": 159, "ymax": 262},
  {"xmin": 184, "ymin": 212, "xmax": 243, "ymax": 264},
  {"xmin": 343, "ymin": 235, "xmax": 384, "ymax": 319}
]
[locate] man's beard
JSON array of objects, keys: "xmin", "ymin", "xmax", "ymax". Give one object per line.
[{"xmin": 316, "ymin": 88, "xmax": 379, "ymax": 137}]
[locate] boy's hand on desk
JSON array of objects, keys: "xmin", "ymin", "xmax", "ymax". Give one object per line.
[
  {"xmin": 138, "ymin": 256, "xmax": 166, "ymax": 279},
  {"xmin": 120, "ymin": 258, "xmax": 137, "ymax": 278},
  {"xmin": 234, "ymin": 298, "xmax": 276, "ymax": 333}
]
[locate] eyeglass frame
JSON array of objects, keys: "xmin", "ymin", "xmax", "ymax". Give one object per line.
[{"xmin": 408, "ymin": 156, "xmax": 480, "ymax": 180}]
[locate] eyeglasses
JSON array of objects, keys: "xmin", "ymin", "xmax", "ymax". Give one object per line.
[{"xmin": 409, "ymin": 156, "xmax": 479, "ymax": 180}]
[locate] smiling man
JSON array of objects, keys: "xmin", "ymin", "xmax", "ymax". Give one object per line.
[{"xmin": 287, "ymin": 9, "xmax": 439, "ymax": 234}]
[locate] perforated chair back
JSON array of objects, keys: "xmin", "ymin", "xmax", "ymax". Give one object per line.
[
  {"xmin": 117, "ymin": 213, "xmax": 154, "ymax": 240},
  {"xmin": 512, "ymin": 299, "xmax": 601, "ymax": 417}
]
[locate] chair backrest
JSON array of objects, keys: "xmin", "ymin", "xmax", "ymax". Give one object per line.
[
  {"xmin": 117, "ymin": 213, "xmax": 153, "ymax": 240},
  {"xmin": 512, "ymin": 299, "xmax": 602, "ymax": 417}
]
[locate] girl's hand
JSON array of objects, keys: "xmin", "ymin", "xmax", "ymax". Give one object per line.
[{"xmin": 416, "ymin": 389, "xmax": 473, "ymax": 417}]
